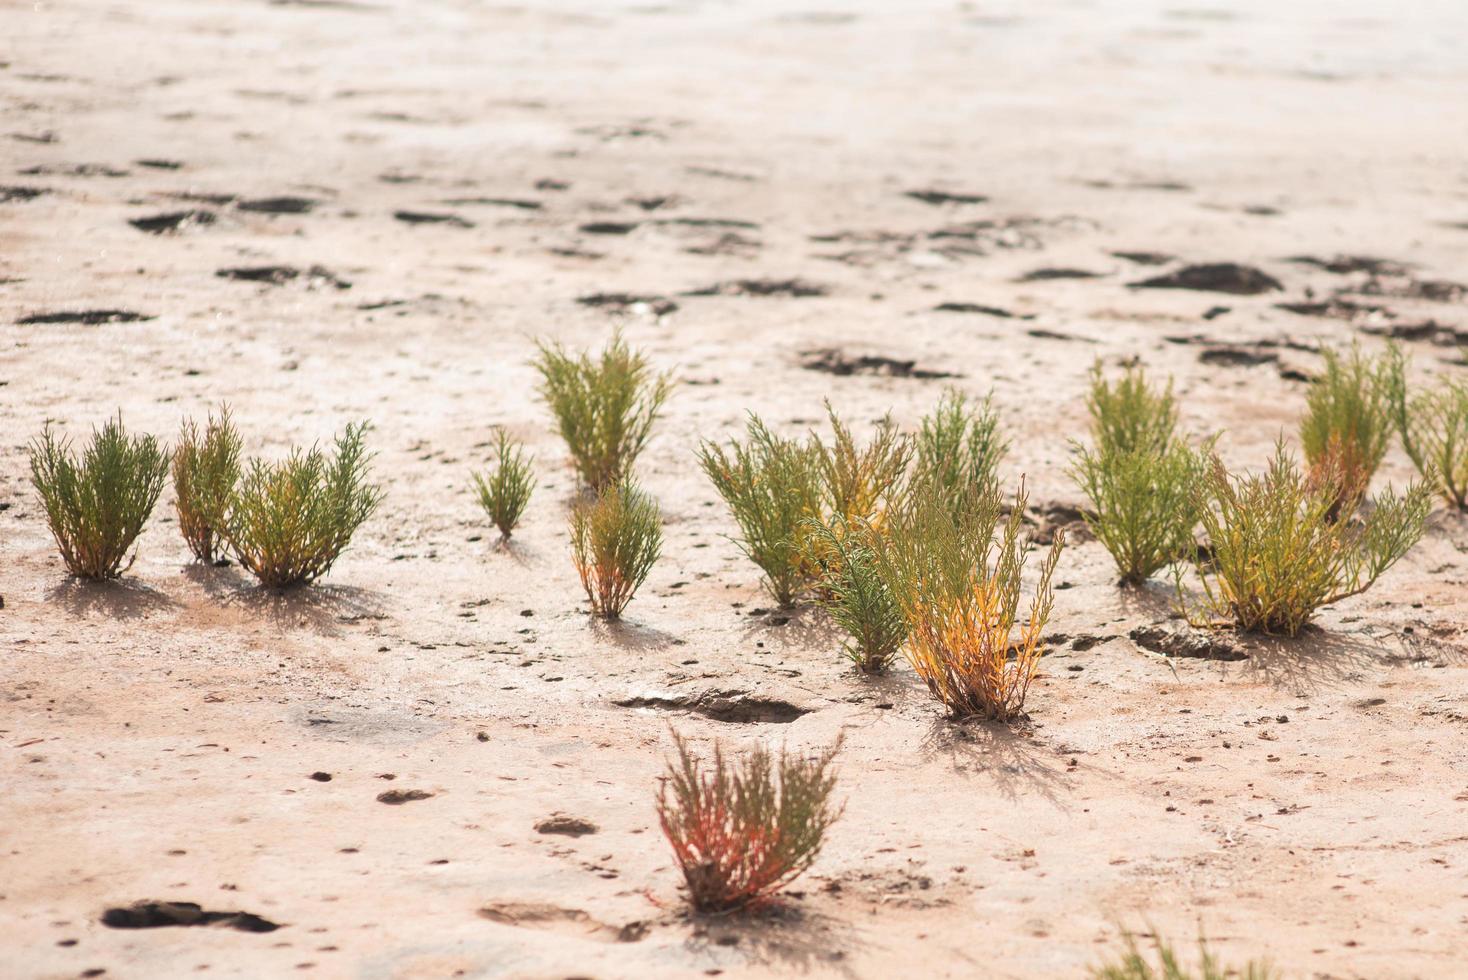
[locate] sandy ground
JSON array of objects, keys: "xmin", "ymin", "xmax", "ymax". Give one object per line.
[{"xmin": 4, "ymin": 0, "xmax": 1468, "ymax": 977}]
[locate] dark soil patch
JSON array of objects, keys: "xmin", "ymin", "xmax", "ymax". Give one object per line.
[
  {"xmin": 135, "ymin": 159, "xmax": 183, "ymax": 170},
  {"xmin": 18, "ymin": 163, "xmax": 127, "ymax": 177},
  {"xmin": 580, "ymin": 221, "xmax": 639, "ymax": 235},
  {"xmin": 129, "ymin": 209, "xmax": 216, "ymax": 234},
  {"xmin": 654, "ymin": 217, "xmax": 760, "ymax": 229},
  {"xmin": 0, "ymin": 186, "xmax": 47, "ymax": 203},
  {"xmin": 1276, "ymin": 297, "xmax": 1391, "ymax": 321},
  {"xmin": 18, "ymin": 309, "xmax": 155, "ymax": 325},
  {"xmin": 1111, "ymin": 251, "xmax": 1173, "ymax": 265},
  {"xmin": 440, "ymin": 197, "xmax": 541, "ymax": 210},
  {"xmin": 1287, "ymin": 255, "xmax": 1410, "ymax": 276},
  {"xmin": 238, "ymin": 195, "xmax": 317, "ymax": 214},
  {"xmin": 905, "ymin": 189, "xmax": 988, "ymax": 206},
  {"xmin": 613, "ymin": 689, "xmax": 811, "ymax": 724},
  {"xmin": 377, "ymin": 789, "xmax": 434, "ymax": 804},
  {"xmin": 934, "ymin": 302, "xmax": 1033, "ymax": 319},
  {"xmin": 1359, "ymin": 274, "xmax": 1466, "ymax": 303},
  {"xmin": 1016, "ymin": 267, "xmax": 1103, "ymax": 282},
  {"xmin": 1360, "ymin": 320, "xmax": 1468, "ymax": 346},
  {"xmin": 102, "ymin": 902, "xmax": 281, "ymax": 933},
  {"xmin": 1129, "ymin": 624, "xmax": 1248, "ymax": 661},
  {"xmin": 535, "ymin": 814, "xmax": 599, "ymax": 837},
  {"xmin": 799, "ymin": 348, "xmax": 956, "ymax": 380},
  {"xmin": 216, "ymin": 265, "xmax": 351, "ymax": 289},
  {"xmin": 1131, "ymin": 263, "xmax": 1282, "ymax": 295},
  {"xmin": 688, "ymin": 278, "xmax": 827, "ymax": 298},
  {"xmin": 394, "ymin": 210, "xmax": 473, "ymax": 228},
  {"xmin": 1027, "ymin": 503, "xmax": 1092, "ymax": 546},
  {"xmin": 576, "ymin": 293, "xmax": 678, "ymax": 316}
]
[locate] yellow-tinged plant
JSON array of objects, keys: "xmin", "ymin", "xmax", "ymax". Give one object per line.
[
  {"xmin": 1092, "ymin": 928, "xmax": 1276, "ymax": 980},
  {"xmin": 801, "ymin": 517, "xmax": 906, "ymax": 674},
  {"xmin": 813, "ymin": 403, "xmax": 912, "ymax": 524},
  {"xmin": 912, "ymin": 387, "xmax": 1006, "ymax": 503},
  {"xmin": 570, "ymin": 477, "xmax": 662, "ymax": 619},
  {"xmin": 1299, "ymin": 342, "xmax": 1401, "ymax": 519},
  {"xmin": 1180, "ymin": 442, "xmax": 1429, "ymax": 636},
  {"xmin": 173, "ymin": 405, "xmax": 242, "ymax": 563},
  {"xmin": 534, "ymin": 332, "xmax": 673, "ymax": 491},
  {"xmin": 30, "ymin": 414, "xmax": 170, "ymax": 579},
  {"xmin": 874, "ymin": 479, "xmax": 1063, "ymax": 721}
]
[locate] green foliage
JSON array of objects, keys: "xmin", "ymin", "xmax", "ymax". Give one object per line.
[
  {"xmin": 533, "ymin": 332, "xmax": 673, "ymax": 491},
  {"xmin": 29, "ymin": 415, "xmax": 169, "ymax": 580},
  {"xmin": 874, "ymin": 478, "xmax": 1063, "ymax": 720},
  {"xmin": 1181, "ymin": 443, "xmax": 1430, "ymax": 636},
  {"xmin": 1092, "ymin": 929, "xmax": 1275, "ymax": 980},
  {"xmin": 913, "ymin": 387, "xmax": 1006, "ymax": 503},
  {"xmin": 570, "ymin": 477, "xmax": 662, "ymax": 619},
  {"xmin": 471, "ymin": 429, "xmax": 535, "ymax": 538},
  {"xmin": 813, "ymin": 403, "xmax": 912, "ymax": 522},
  {"xmin": 1072, "ymin": 441, "xmax": 1211, "ymax": 586},
  {"xmin": 1391, "ymin": 352, "xmax": 1468, "ymax": 510},
  {"xmin": 802, "ymin": 517, "xmax": 906, "ymax": 673},
  {"xmin": 1087, "ymin": 360, "xmax": 1178, "ymax": 455},
  {"xmin": 173, "ymin": 405, "xmax": 242, "ymax": 563},
  {"xmin": 1299, "ymin": 342, "xmax": 1401, "ymax": 518},
  {"xmin": 657, "ymin": 732, "xmax": 842, "ymax": 914},
  {"xmin": 221, "ymin": 422, "xmax": 384, "ymax": 589},
  {"xmin": 698, "ymin": 415, "xmax": 823, "ymax": 608}
]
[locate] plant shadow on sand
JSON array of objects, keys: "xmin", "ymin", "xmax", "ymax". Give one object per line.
[
  {"xmin": 182, "ymin": 562, "xmax": 387, "ymax": 634},
  {"xmin": 919, "ymin": 717, "xmax": 1071, "ymax": 807},
  {"xmin": 592, "ymin": 616, "xmax": 682, "ymax": 653},
  {"xmin": 47, "ymin": 577, "xmax": 181, "ymax": 620},
  {"xmin": 1238, "ymin": 625, "xmax": 1468, "ymax": 693},
  {"xmin": 682, "ymin": 901, "xmax": 864, "ymax": 976}
]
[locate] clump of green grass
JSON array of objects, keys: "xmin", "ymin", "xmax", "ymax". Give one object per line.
[
  {"xmin": 912, "ymin": 387, "xmax": 1006, "ymax": 502},
  {"xmin": 173, "ymin": 405, "xmax": 242, "ymax": 563},
  {"xmin": 1092, "ymin": 928, "xmax": 1276, "ymax": 980},
  {"xmin": 1072, "ymin": 363, "xmax": 1210, "ymax": 586},
  {"xmin": 1299, "ymin": 342, "xmax": 1401, "ymax": 518},
  {"xmin": 30, "ymin": 414, "xmax": 170, "ymax": 580},
  {"xmin": 1391, "ymin": 351, "xmax": 1468, "ymax": 510},
  {"xmin": 220, "ymin": 422, "xmax": 384, "ymax": 589},
  {"xmin": 874, "ymin": 478, "xmax": 1063, "ymax": 721},
  {"xmin": 814, "ymin": 404, "xmax": 912, "ymax": 524},
  {"xmin": 570, "ymin": 477, "xmax": 662, "ymax": 619},
  {"xmin": 533, "ymin": 333, "xmax": 673, "ymax": 491},
  {"xmin": 471, "ymin": 429, "xmax": 535, "ymax": 539},
  {"xmin": 1086, "ymin": 360, "xmax": 1178, "ymax": 455},
  {"xmin": 657, "ymin": 732, "xmax": 842, "ymax": 914},
  {"xmin": 1180, "ymin": 442, "xmax": 1429, "ymax": 636},
  {"xmin": 802, "ymin": 517, "xmax": 906, "ymax": 674},
  {"xmin": 698, "ymin": 415, "xmax": 823, "ymax": 608}
]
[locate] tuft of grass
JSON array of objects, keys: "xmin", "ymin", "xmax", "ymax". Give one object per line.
[
  {"xmin": 1092, "ymin": 928, "xmax": 1276, "ymax": 980},
  {"xmin": 471, "ymin": 429, "xmax": 535, "ymax": 538},
  {"xmin": 1180, "ymin": 442, "xmax": 1430, "ymax": 636},
  {"xmin": 1087, "ymin": 360, "xmax": 1178, "ymax": 455},
  {"xmin": 813, "ymin": 403, "xmax": 912, "ymax": 524},
  {"xmin": 221, "ymin": 422, "xmax": 384, "ymax": 589},
  {"xmin": 1391, "ymin": 349, "xmax": 1468, "ymax": 510},
  {"xmin": 656, "ymin": 732, "xmax": 842, "ymax": 914},
  {"xmin": 570, "ymin": 477, "xmax": 662, "ymax": 619},
  {"xmin": 173, "ymin": 405, "xmax": 242, "ymax": 564},
  {"xmin": 30, "ymin": 414, "xmax": 170, "ymax": 580},
  {"xmin": 874, "ymin": 478, "xmax": 1063, "ymax": 721},
  {"xmin": 533, "ymin": 332, "xmax": 673, "ymax": 491},
  {"xmin": 801, "ymin": 517, "xmax": 906, "ymax": 674},
  {"xmin": 913, "ymin": 387, "xmax": 1006, "ymax": 503},
  {"xmin": 698, "ymin": 415, "xmax": 824, "ymax": 608},
  {"xmin": 1299, "ymin": 342, "xmax": 1401, "ymax": 518}
]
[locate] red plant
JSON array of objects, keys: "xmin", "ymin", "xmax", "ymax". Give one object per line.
[{"xmin": 656, "ymin": 733, "xmax": 842, "ymax": 914}]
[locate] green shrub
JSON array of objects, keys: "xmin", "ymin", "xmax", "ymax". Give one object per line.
[
  {"xmin": 173, "ymin": 405, "xmax": 242, "ymax": 563},
  {"xmin": 533, "ymin": 333, "xmax": 673, "ymax": 491},
  {"xmin": 471, "ymin": 429, "xmax": 535, "ymax": 538},
  {"xmin": 874, "ymin": 478, "xmax": 1063, "ymax": 720},
  {"xmin": 1299, "ymin": 342, "xmax": 1401, "ymax": 518},
  {"xmin": 1087, "ymin": 360, "xmax": 1178, "ymax": 455},
  {"xmin": 29, "ymin": 415, "xmax": 170, "ymax": 580},
  {"xmin": 913, "ymin": 387, "xmax": 1006, "ymax": 503},
  {"xmin": 221, "ymin": 422, "xmax": 384, "ymax": 589},
  {"xmin": 802, "ymin": 517, "xmax": 906, "ymax": 674},
  {"xmin": 1181, "ymin": 443, "xmax": 1429, "ymax": 635},
  {"xmin": 657, "ymin": 732, "xmax": 842, "ymax": 914},
  {"xmin": 698, "ymin": 415, "xmax": 823, "ymax": 608},
  {"xmin": 1391, "ymin": 357, "xmax": 1468, "ymax": 510},
  {"xmin": 813, "ymin": 403, "xmax": 912, "ymax": 523},
  {"xmin": 570, "ymin": 477, "xmax": 662, "ymax": 619},
  {"xmin": 1092, "ymin": 929, "xmax": 1275, "ymax": 980}
]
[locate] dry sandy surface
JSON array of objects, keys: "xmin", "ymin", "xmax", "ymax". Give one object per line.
[{"xmin": 4, "ymin": 0, "xmax": 1468, "ymax": 977}]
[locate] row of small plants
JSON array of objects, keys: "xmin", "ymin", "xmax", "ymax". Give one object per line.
[{"xmin": 26, "ymin": 337, "xmax": 1462, "ymax": 714}]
